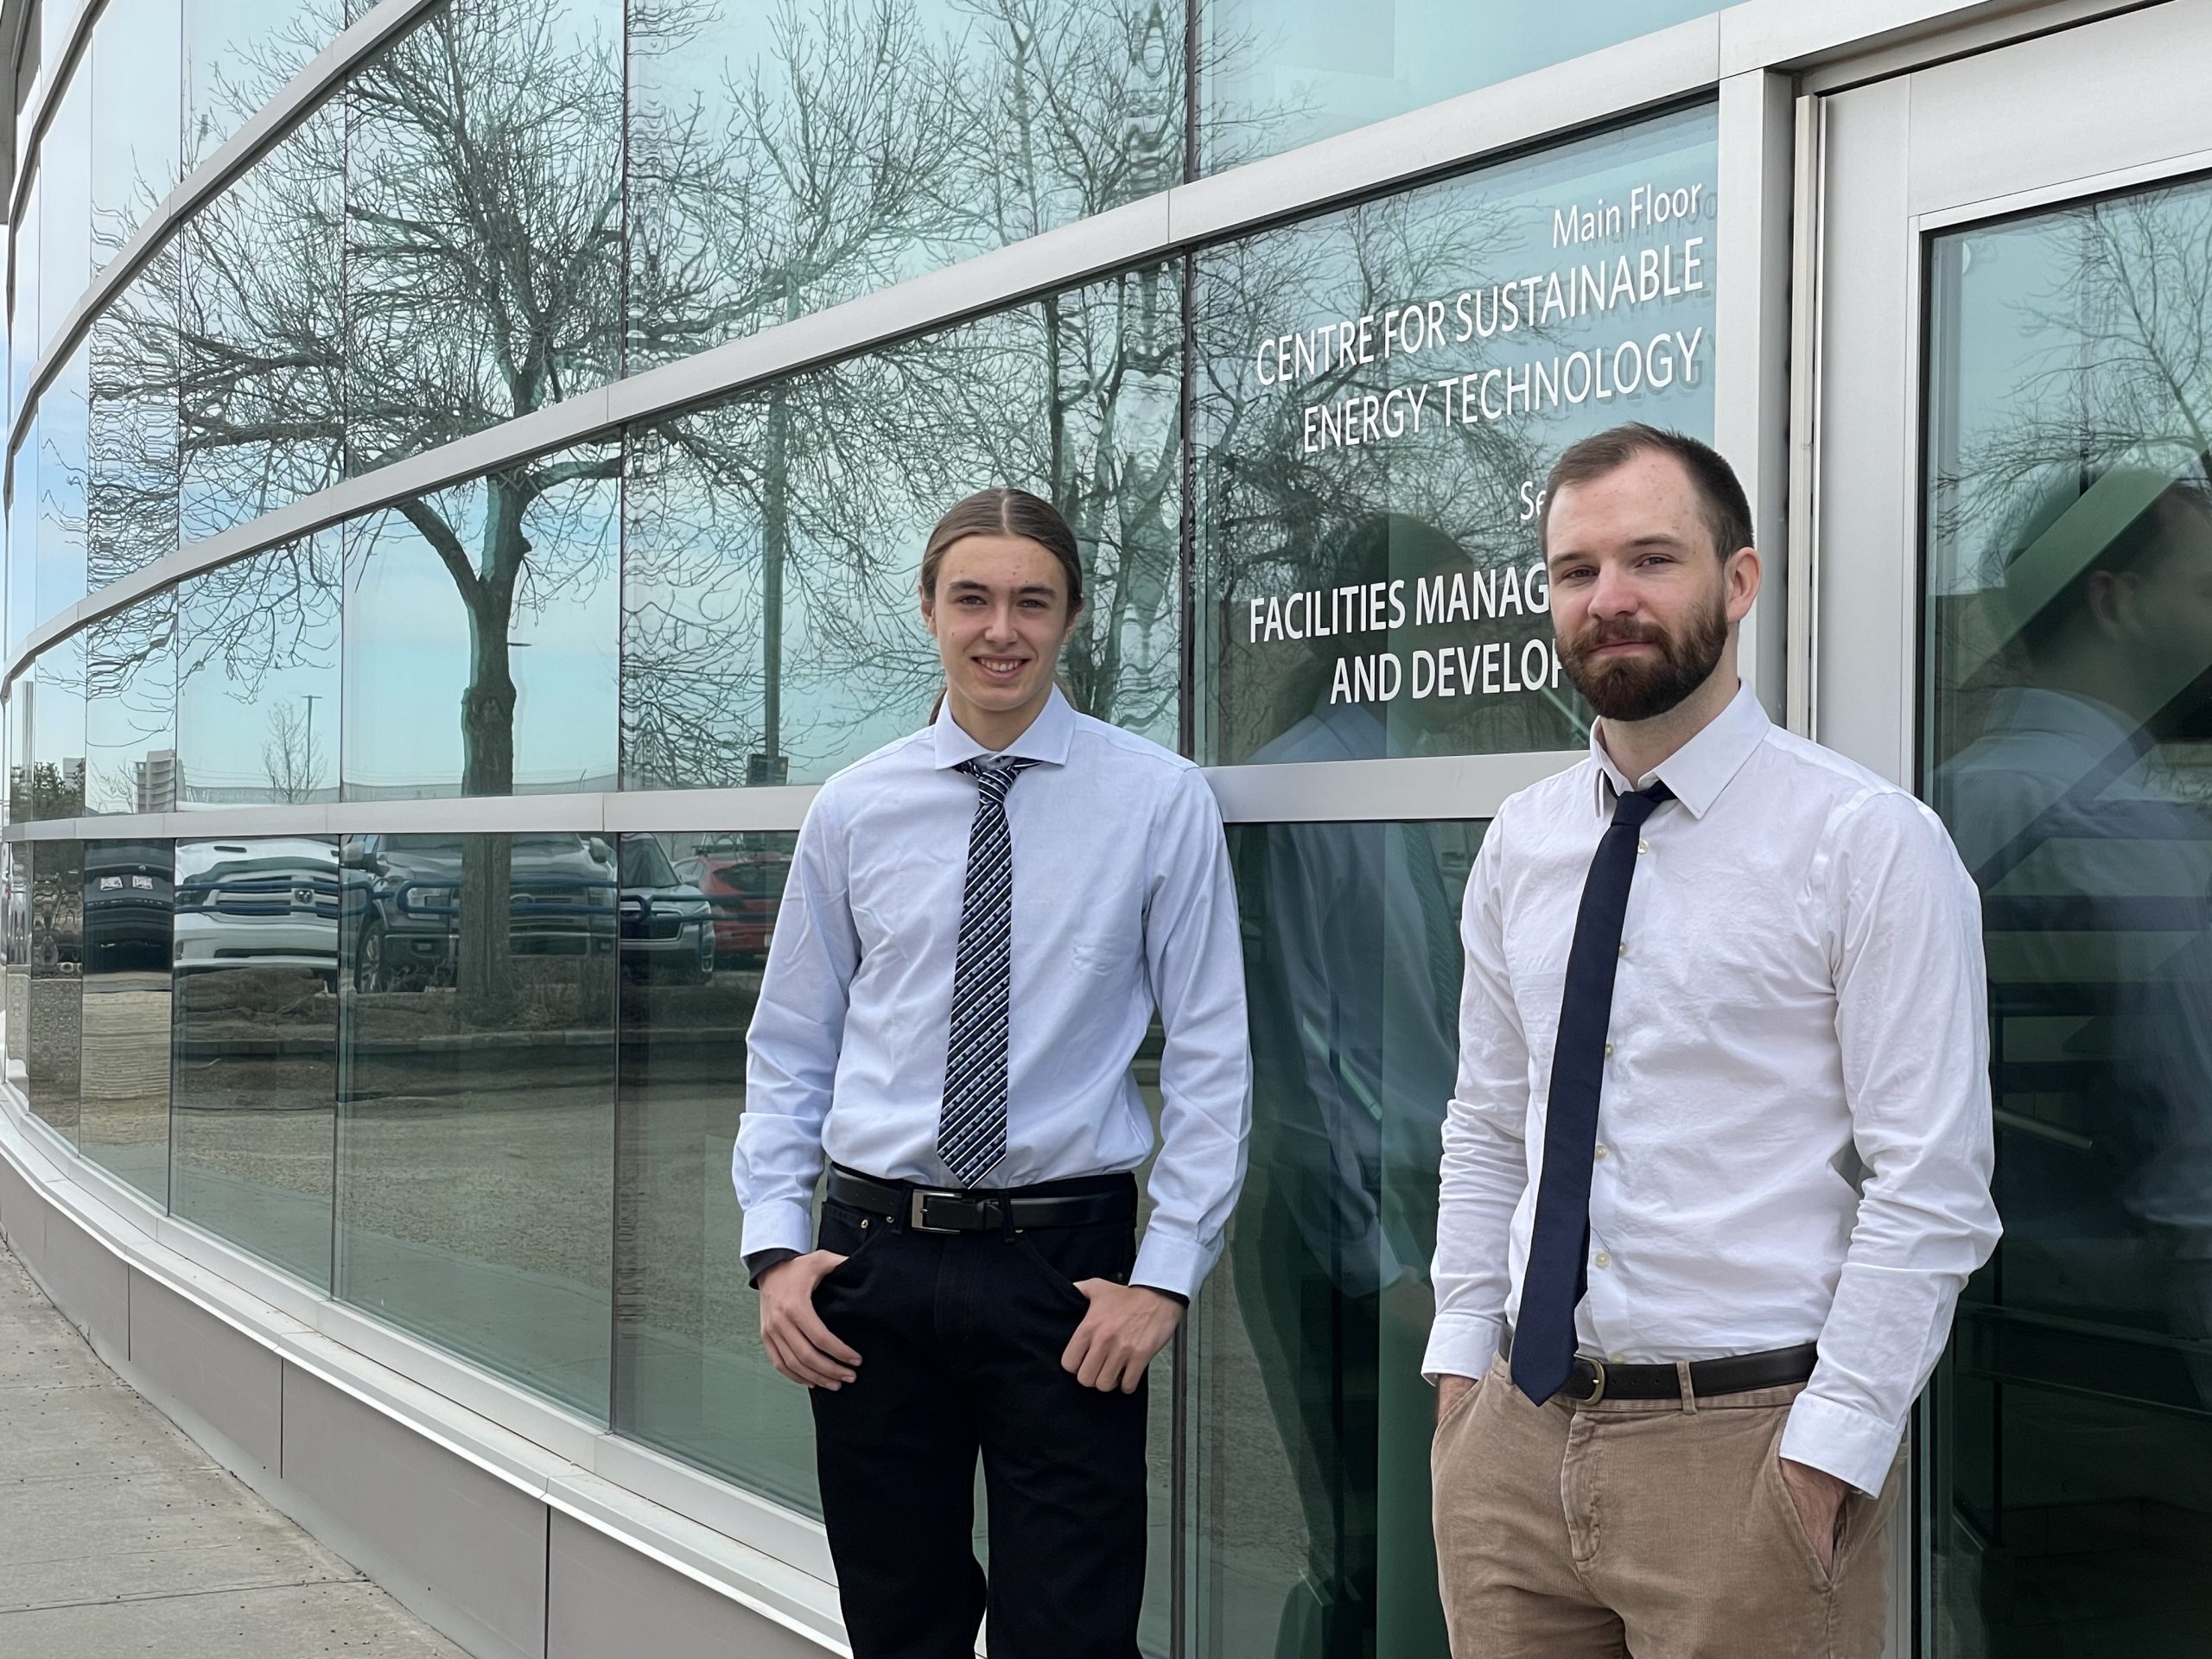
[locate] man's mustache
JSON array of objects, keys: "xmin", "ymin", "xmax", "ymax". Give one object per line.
[{"xmin": 1566, "ymin": 620, "xmax": 1670, "ymax": 656}]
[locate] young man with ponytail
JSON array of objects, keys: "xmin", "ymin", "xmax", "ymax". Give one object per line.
[{"xmin": 734, "ymin": 487, "xmax": 1251, "ymax": 1659}]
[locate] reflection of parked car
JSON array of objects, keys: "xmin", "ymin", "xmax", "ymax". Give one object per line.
[
  {"xmin": 342, "ymin": 834, "xmax": 713, "ymax": 991},
  {"xmin": 84, "ymin": 842, "xmax": 175, "ymax": 976},
  {"xmin": 673, "ymin": 845, "xmax": 792, "ymax": 966},
  {"xmin": 175, "ymin": 838, "xmax": 341, "ymax": 985},
  {"xmin": 618, "ymin": 837, "xmax": 715, "ymax": 985}
]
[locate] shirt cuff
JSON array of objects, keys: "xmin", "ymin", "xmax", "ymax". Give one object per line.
[
  {"xmin": 1778, "ymin": 1389, "xmax": 1904, "ymax": 1497},
  {"xmin": 740, "ymin": 1198, "xmax": 815, "ymax": 1261},
  {"xmin": 1131, "ymin": 1229, "xmax": 1214, "ymax": 1304},
  {"xmin": 744, "ymin": 1248, "xmax": 800, "ymax": 1288},
  {"xmin": 1421, "ymin": 1312, "xmax": 1504, "ymax": 1385}
]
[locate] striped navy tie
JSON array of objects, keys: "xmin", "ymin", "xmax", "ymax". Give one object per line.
[{"xmin": 937, "ymin": 756, "xmax": 1039, "ymax": 1185}]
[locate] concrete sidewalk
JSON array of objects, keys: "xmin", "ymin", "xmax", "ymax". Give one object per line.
[{"xmin": 0, "ymin": 1237, "xmax": 468, "ymax": 1657}]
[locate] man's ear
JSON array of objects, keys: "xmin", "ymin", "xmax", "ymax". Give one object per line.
[
  {"xmin": 2083, "ymin": 569, "xmax": 2140, "ymax": 638},
  {"xmin": 1725, "ymin": 544, "xmax": 1763, "ymax": 623}
]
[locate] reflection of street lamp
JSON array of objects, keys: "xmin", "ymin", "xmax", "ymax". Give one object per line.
[{"xmin": 302, "ymin": 694, "xmax": 322, "ymax": 798}]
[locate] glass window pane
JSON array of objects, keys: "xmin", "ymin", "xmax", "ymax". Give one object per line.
[
  {"xmin": 335, "ymin": 830, "xmax": 615, "ymax": 1418},
  {"xmin": 6, "ymin": 430, "xmax": 35, "ymax": 661},
  {"xmin": 39, "ymin": 59, "xmax": 92, "ymax": 359},
  {"xmin": 90, "ymin": 250, "xmax": 183, "ymax": 588},
  {"xmin": 10, "ymin": 165, "xmax": 41, "ymax": 423},
  {"xmin": 179, "ymin": 102, "xmax": 344, "ymax": 541},
  {"xmin": 620, "ymin": 265, "xmax": 1179, "ymax": 788},
  {"xmin": 1923, "ymin": 175, "xmax": 2212, "ymax": 1655},
  {"xmin": 1194, "ymin": 105, "xmax": 1717, "ymax": 764},
  {"xmin": 624, "ymin": 0, "xmax": 1181, "ymax": 376},
  {"xmin": 1201, "ymin": 1, "xmax": 1719, "ymax": 170},
  {"xmin": 3, "ymin": 837, "xmax": 28, "ymax": 1094},
  {"xmin": 1197, "ymin": 817, "xmax": 1480, "ymax": 1658},
  {"xmin": 171, "ymin": 834, "xmax": 339, "ymax": 1288},
  {"xmin": 26, "ymin": 838, "xmax": 85, "ymax": 1143},
  {"xmin": 344, "ymin": 0, "xmax": 622, "ymax": 474},
  {"xmin": 91, "ymin": 0, "xmax": 184, "ymax": 275},
  {"xmin": 31, "ymin": 637, "xmax": 87, "ymax": 822},
  {"xmin": 343, "ymin": 445, "xmax": 619, "ymax": 799},
  {"xmin": 612, "ymin": 830, "xmax": 802, "ymax": 1490},
  {"xmin": 79, "ymin": 837, "xmax": 173, "ymax": 1199},
  {"xmin": 611, "ymin": 824, "xmax": 1173, "ymax": 1648},
  {"xmin": 176, "ymin": 537, "xmax": 341, "ymax": 806},
  {"xmin": 85, "ymin": 592, "xmax": 178, "ymax": 814},
  {"xmin": 38, "ymin": 340, "xmax": 90, "ymax": 624},
  {"xmin": 185, "ymin": 0, "xmax": 345, "ymax": 169}
]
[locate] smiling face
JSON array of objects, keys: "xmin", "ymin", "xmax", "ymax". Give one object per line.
[
  {"xmin": 1545, "ymin": 448, "xmax": 1758, "ymax": 723},
  {"xmin": 922, "ymin": 532, "xmax": 1084, "ymax": 735}
]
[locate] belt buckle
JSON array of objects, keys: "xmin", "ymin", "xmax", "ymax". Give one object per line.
[
  {"xmin": 1570, "ymin": 1357, "xmax": 1608, "ymax": 1405},
  {"xmin": 907, "ymin": 1189, "xmax": 963, "ymax": 1234}
]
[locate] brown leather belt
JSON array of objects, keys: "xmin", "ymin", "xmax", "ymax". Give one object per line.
[{"xmin": 1503, "ymin": 1330, "xmax": 1820, "ymax": 1403}]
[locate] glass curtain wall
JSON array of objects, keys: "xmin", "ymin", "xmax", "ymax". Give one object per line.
[{"xmin": 0, "ymin": 3, "xmax": 1752, "ymax": 1651}]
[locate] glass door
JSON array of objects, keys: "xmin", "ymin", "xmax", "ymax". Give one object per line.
[{"xmin": 1808, "ymin": 9, "xmax": 2212, "ymax": 1654}]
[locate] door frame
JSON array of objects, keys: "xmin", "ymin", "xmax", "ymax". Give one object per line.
[{"xmin": 1796, "ymin": 3, "xmax": 2212, "ymax": 1652}]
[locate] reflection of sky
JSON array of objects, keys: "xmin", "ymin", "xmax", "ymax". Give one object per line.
[
  {"xmin": 39, "ymin": 67, "xmax": 92, "ymax": 359},
  {"xmin": 178, "ymin": 548, "xmax": 341, "ymax": 801},
  {"xmin": 342, "ymin": 480, "xmax": 620, "ymax": 797},
  {"xmin": 90, "ymin": 2, "xmax": 182, "ymax": 261},
  {"xmin": 1206, "ymin": 0, "xmax": 1721, "ymax": 162}
]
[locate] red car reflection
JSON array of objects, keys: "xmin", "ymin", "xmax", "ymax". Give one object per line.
[{"xmin": 673, "ymin": 847, "xmax": 793, "ymax": 967}]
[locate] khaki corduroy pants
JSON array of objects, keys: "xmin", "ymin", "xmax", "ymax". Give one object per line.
[{"xmin": 1431, "ymin": 1357, "xmax": 1901, "ymax": 1659}]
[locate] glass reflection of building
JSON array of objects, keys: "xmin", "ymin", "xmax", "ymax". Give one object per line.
[{"xmin": 6, "ymin": 0, "xmax": 2203, "ymax": 1654}]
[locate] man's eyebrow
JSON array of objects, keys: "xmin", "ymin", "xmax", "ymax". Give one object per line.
[{"xmin": 945, "ymin": 577, "xmax": 1058, "ymax": 596}]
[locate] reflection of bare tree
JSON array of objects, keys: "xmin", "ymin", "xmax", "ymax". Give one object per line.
[
  {"xmin": 1938, "ymin": 188, "xmax": 2212, "ymax": 588},
  {"xmin": 262, "ymin": 702, "xmax": 327, "ymax": 803},
  {"xmin": 1928, "ymin": 184, "xmax": 2212, "ymax": 760},
  {"xmin": 623, "ymin": 0, "xmax": 1207, "ymax": 783},
  {"xmin": 1198, "ymin": 187, "xmax": 1560, "ymax": 760}
]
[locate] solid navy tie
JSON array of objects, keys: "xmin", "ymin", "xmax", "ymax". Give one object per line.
[{"xmin": 1510, "ymin": 779, "xmax": 1674, "ymax": 1405}]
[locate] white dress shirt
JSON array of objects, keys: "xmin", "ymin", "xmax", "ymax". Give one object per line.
[
  {"xmin": 735, "ymin": 689, "xmax": 1251, "ymax": 1300},
  {"xmin": 1422, "ymin": 681, "xmax": 2001, "ymax": 1495}
]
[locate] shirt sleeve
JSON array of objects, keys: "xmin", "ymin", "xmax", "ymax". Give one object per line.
[
  {"xmin": 1780, "ymin": 791, "xmax": 2001, "ymax": 1494},
  {"xmin": 734, "ymin": 789, "xmax": 861, "ymax": 1260},
  {"xmin": 1422, "ymin": 815, "xmax": 1531, "ymax": 1383},
  {"xmin": 1129, "ymin": 766, "xmax": 1252, "ymax": 1301}
]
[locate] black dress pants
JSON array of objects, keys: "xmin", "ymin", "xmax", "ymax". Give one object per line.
[{"xmin": 809, "ymin": 1185, "xmax": 1149, "ymax": 1659}]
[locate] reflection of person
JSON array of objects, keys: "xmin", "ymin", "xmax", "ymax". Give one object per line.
[
  {"xmin": 1936, "ymin": 466, "xmax": 2212, "ymax": 1399},
  {"xmin": 1425, "ymin": 424, "xmax": 1999, "ymax": 1656},
  {"xmin": 1235, "ymin": 514, "xmax": 1464, "ymax": 1658},
  {"xmin": 734, "ymin": 487, "xmax": 1251, "ymax": 1659}
]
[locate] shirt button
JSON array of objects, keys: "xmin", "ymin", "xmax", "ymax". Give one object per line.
[
  {"xmin": 1617, "ymin": 942, "xmax": 1627, "ymax": 957},
  {"xmin": 1593, "ymin": 1250, "xmax": 1611, "ymax": 1269},
  {"xmin": 1593, "ymin": 1143, "xmax": 1609, "ymax": 1160},
  {"xmin": 1637, "ymin": 838, "xmax": 1650, "ymax": 854},
  {"xmin": 1608, "ymin": 1351, "xmax": 1626, "ymax": 1363},
  {"xmin": 1603, "ymin": 1043, "xmax": 1615, "ymax": 1058}
]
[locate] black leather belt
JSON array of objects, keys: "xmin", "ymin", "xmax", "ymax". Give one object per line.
[
  {"xmin": 827, "ymin": 1166, "xmax": 1137, "ymax": 1235},
  {"xmin": 1503, "ymin": 1331, "xmax": 1820, "ymax": 1404}
]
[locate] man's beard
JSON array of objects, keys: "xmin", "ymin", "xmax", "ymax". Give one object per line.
[{"xmin": 1559, "ymin": 590, "xmax": 1728, "ymax": 721}]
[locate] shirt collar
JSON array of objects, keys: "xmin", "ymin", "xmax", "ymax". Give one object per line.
[
  {"xmin": 1587, "ymin": 679, "xmax": 1770, "ymax": 820},
  {"xmin": 931, "ymin": 685, "xmax": 1077, "ymax": 771}
]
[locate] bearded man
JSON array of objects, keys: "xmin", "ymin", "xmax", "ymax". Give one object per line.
[{"xmin": 1424, "ymin": 424, "xmax": 1999, "ymax": 1658}]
